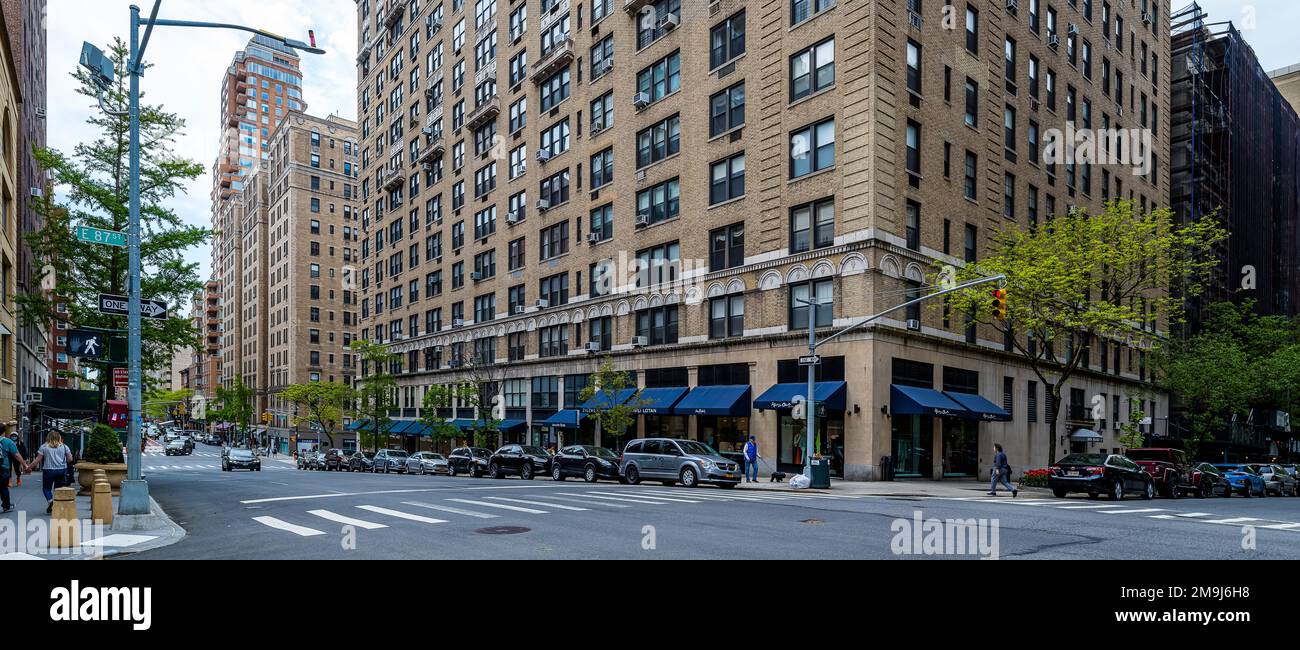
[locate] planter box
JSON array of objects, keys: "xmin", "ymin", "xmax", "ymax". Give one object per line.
[{"xmin": 76, "ymin": 462, "xmax": 128, "ymax": 495}]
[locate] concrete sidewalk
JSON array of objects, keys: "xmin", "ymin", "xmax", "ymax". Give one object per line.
[
  {"xmin": 0, "ymin": 469, "xmax": 185, "ymax": 560},
  {"xmin": 735, "ymin": 476, "xmax": 1051, "ymax": 499}
]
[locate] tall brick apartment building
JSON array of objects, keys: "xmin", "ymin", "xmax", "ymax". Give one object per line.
[{"xmin": 354, "ymin": 0, "xmax": 1171, "ymax": 479}]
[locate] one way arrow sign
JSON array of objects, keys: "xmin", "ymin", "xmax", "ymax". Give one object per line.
[{"xmin": 98, "ymin": 293, "xmax": 169, "ymax": 320}]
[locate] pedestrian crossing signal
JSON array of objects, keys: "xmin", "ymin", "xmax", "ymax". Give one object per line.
[{"xmin": 991, "ymin": 289, "xmax": 1008, "ymax": 320}]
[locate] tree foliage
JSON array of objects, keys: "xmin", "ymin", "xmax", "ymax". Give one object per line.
[
  {"xmin": 578, "ymin": 358, "xmax": 647, "ymax": 450},
  {"xmin": 945, "ymin": 200, "xmax": 1227, "ymax": 462},
  {"xmin": 16, "ymin": 38, "xmax": 209, "ymax": 390},
  {"xmin": 281, "ymin": 381, "xmax": 352, "ymax": 448},
  {"xmin": 420, "ymin": 385, "xmax": 464, "ymax": 449},
  {"xmin": 351, "ymin": 340, "xmax": 397, "ymax": 453},
  {"xmin": 143, "ymin": 388, "xmax": 193, "ymax": 420},
  {"xmin": 213, "ymin": 378, "xmax": 254, "ymax": 447}
]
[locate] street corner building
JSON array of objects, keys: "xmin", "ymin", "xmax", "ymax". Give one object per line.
[
  {"xmin": 0, "ymin": 5, "xmax": 19, "ymax": 430},
  {"xmin": 351, "ymin": 0, "xmax": 1171, "ymax": 480}
]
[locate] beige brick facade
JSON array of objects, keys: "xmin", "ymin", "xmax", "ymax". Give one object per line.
[{"xmin": 354, "ymin": 0, "xmax": 1172, "ymax": 479}]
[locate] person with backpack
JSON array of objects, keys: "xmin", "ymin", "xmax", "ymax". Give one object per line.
[
  {"xmin": 988, "ymin": 442, "xmax": 1017, "ymax": 497},
  {"xmin": 0, "ymin": 426, "xmax": 26, "ymax": 513},
  {"xmin": 9, "ymin": 433, "xmax": 26, "ymax": 486},
  {"xmin": 26, "ymin": 431, "xmax": 75, "ymax": 514},
  {"xmin": 744, "ymin": 435, "xmax": 759, "ymax": 482}
]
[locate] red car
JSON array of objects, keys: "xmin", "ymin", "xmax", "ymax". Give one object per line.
[{"xmin": 1125, "ymin": 448, "xmax": 1196, "ymax": 498}]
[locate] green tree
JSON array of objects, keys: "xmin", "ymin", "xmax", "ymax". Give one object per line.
[
  {"xmin": 945, "ymin": 200, "xmax": 1227, "ymax": 463},
  {"xmin": 420, "ymin": 385, "xmax": 464, "ymax": 451},
  {"xmin": 280, "ymin": 381, "xmax": 352, "ymax": 448},
  {"xmin": 213, "ymin": 378, "xmax": 254, "ymax": 448},
  {"xmin": 143, "ymin": 388, "xmax": 193, "ymax": 421},
  {"xmin": 16, "ymin": 38, "xmax": 209, "ymax": 392},
  {"xmin": 351, "ymin": 340, "xmax": 397, "ymax": 453},
  {"xmin": 578, "ymin": 358, "xmax": 647, "ymax": 451},
  {"xmin": 1117, "ymin": 410, "xmax": 1148, "ymax": 452}
]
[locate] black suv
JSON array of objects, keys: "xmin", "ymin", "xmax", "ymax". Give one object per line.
[
  {"xmin": 488, "ymin": 444, "xmax": 553, "ymax": 480},
  {"xmin": 447, "ymin": 447, "xmax": 492, "ymax": 477}
]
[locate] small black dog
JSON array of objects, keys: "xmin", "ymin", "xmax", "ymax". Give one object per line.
[{"xmin": 769, "ymin": 471, "xmax": 786, "ymax": 482}]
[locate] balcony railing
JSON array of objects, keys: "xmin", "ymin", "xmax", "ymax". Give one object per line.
[
  {"xmin": 382, "ymin": 2, "xmax": 406, "ymax": 29},
  {"xmin": 530, "ymin": 38, "xmax": 574, "ymax": 85},
  {"xmin": 418, "ymin": 136, "xmax": 446, "ymax": 163},
  {"xmin": 624, "ymin": 0, "xmax": 654, "ymax": 14},
  {"xmin": 380, "ymin": 167, "xmax": 406, "ymax": 191},
  {"xmin": 464, "ymin": 96, "xmax": 500, "ymax": 130}
]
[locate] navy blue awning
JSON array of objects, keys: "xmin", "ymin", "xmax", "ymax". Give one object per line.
[
  {"xmin": 944, "ymin": 391, "xmax": 1011, "ymax": 422},
  {"xmin": 753, "ymin": 382, "xmax": 847, "ymax": 411},
  {"xmin": 580, "ymin": 388, "xmax": 637, "ymax": 413},
  {"xmin": 451, "ymin": 418, "xmax": 526, "ymax": 432},
  {"xmin": 890, "ymin": 385, "xmax": 969, "ymax": 418},
  {"xmin": 542, "ymin": 409, "xmax": 582, "ymax": 429},
  {"xmin": 346, "ymin": 419, "xmax": 369, "ymax": 431},
  {"xmin": 632, "ymin": 387, "xmax": 689, "ymax": 414},
  {"xmin": 672, "ymin": 385, "xmax": 752, "ymax": 416}
]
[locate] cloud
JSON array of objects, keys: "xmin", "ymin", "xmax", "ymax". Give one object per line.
[{"xmin": 48, "ymin": 0, "xmax": 357, "ymax": 282}]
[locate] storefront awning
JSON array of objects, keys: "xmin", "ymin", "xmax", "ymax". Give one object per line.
[
  {"xmin": 580, "ymin": 388, "xmax": 638, "ymax": 413},
  {"xmin": 944, "ymin": 391, "xmax": 1012, "ymax": 422},
  {"xmin": 1069, "ymin": 428, "xmax": 1105, "ymax": 442},
  {"xmin": 387, "ymin": 420, "xmax": 418, "ymax": 435},
  {"xmin": 753, "ymin": 382, "xmax": 847, "ymax": 411},
  {"xmin": 632, "ymin": 387, "xmax": 689, "ymax": 414},
  {"xmin": 890, "ymin": 385, "xmax": 968, "ymax": 418},
  {"xmin": 672, "ymin": 385, "xmax": 752, "ymax": 416},
  {"xmin": 346, "ymin": 419, "xmax": 370, "ymax": 431},
  {"xmin": 542, "ymin": 409, "xmax": 582, "ymax": 429},
  {"xmin": 451, "ymin": 418, "xmax": 527, "ymax": 432}
]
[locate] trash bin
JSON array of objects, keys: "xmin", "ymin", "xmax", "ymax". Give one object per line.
[
  {"xmin": 809, "ymin": 457, "xmax": 831, "ymax": 488},
  {"xmin": 880, "ymin": 455, "xmax": 895, "ymax": 482}
]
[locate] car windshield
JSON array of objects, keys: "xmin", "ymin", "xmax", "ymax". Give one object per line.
[
  {"xmin": 430, "ymin": 454, "xmax": 445, "ymax": 460},
  {"xmin": 361, "ymin": 452, "xmax": 374, "ymax": 459},
  {"xmin": 522, "ymin": 446, "xmax": 549, "ymax": 456},
  {"xmin": 472, "ymin": 449, "xmax": 491, "ymax": 458},
  {"xmin": 584, "ymin": 446, "xmax": 617, "ymax": 459},
  {"xmin": 388, "ymin": 450, "xmax": 408, "ymax": 458},
  {"xmin": 231, "ymin": 450, "xmax": 253, "ymax": 459},
  {"xmin": 1057, "ymin": 454, "xmax": 1108, "ymax": 466},
  {"xmin": 675, "ymin": 440, "xmax": 720, "ymax": 457}
]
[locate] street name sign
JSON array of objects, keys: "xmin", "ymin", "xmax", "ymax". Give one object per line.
[{"xmin": 76, "ymin": 226, "xmax": 127, "ymax": 248}]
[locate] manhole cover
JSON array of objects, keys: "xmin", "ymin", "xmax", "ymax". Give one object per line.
[
  {"xmin": 800, "ymin": 518, "xmax": 823, "ymax": 525},
  {"xmin": 474, "ymin": 526, "xmax": 531, "ymax": 535}
]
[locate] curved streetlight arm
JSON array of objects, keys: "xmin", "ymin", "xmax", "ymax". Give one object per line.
[
  {"xmin": 812, "ymin": 274, "xmax": 1007, "ymax": 350},
  {"xmin": 141, "ymin": 18, "xmax": 326, "ymax": 60}
]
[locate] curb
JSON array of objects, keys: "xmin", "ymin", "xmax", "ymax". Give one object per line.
[{"xmin": 98, "ymin": 497, "xmax": 186, "ymax": 559}]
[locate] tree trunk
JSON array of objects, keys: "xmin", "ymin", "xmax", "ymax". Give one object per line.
[{"xmin": 1047, "ymin": 386, "xmax": 1063, "ymax": 464}]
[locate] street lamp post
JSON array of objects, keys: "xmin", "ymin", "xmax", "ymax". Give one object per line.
[
  {"xmin": 80, "ymin": 1, "xmax": 324, "ymax": 517},
  {"xmin": 792, "ymin": 274, "xmax": 1006, "ymax": 482}
]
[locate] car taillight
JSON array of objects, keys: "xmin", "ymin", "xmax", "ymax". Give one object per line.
[{"xmin": 1087, "ymin": 466, "xmax": 1105, "ymax": 475}]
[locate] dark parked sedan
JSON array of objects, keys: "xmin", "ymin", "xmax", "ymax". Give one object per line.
[
  {"xmin": 488, "ymin": 444, "xmax": 552, "ymax": 480},
  {"xmin": 551, "ymin": 445, "xmax": 621, "ymax": 483},
  {"xmin": 1186, "ymin": 462, "xmax": 1231, "ymax": 498},
  {"xmin": 1048, "ymin": 453, "xmax": 1155, "ymax": 500},
  {"xmin": 323, "ymin": 448, "xmax": 351, "ymax": 471},
  {"xmin": 223, "ymin": 448, "xmax": 261, "ymax": 472},
  {"xmin": 447, "ymin": 447, "xmax": 492, "ymax": 477},
  {"xmin": 347, "ymin": 451, "xmax": 375, "ymax": 472}
]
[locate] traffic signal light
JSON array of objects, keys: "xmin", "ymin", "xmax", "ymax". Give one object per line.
[
  {"xmin": 262, "ymin": 411, "xmax": 272, "ymax": 423},
  {"xmin": 991, "ymin": 288, "xmax": 1008, "ymax": 320}
]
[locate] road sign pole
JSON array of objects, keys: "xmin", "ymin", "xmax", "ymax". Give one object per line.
[{"xmin": 119, "ymin": 5, "xmax": 149, "ymax": 516}]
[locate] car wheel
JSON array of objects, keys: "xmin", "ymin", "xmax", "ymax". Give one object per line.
[
  {"xmin": 448, "ymin": 465, "xmax": 457, "ymax": 477},
  {"xmin": 1196, "ymin": 481, "xmax": 1208, "ymax": 498},
  {"xmin": 584, "ymin": 465, "xmax": 597, "ymax": 483},
  {"xmin": 625, "ymin": 465, "xmax": 641, "ymax": 485},
  {"xmin": 1142, "ymin": 480, "xmax": 1155, "ymax": 500},
  {"xmin": 1052, "ymin": 489, "xmax": 1069, "ymax": 498},
  {"xmin": 472, "ymin": 465, "xmax": 483, "ymax": 478},
  {"xmin": 1109, "ymin": 480, "xmax": 1124, "ymax": 501},
  {"xmin": 521, "ymin": 464, "xmax": 534, "ymax": 480},
  {"xmin": 1168, "ymin": 476, "xmax": 1181, "ymax": 499},
  {"xmin": 552, "ymin": 465, "xmax": 564, "ymax": 481},
  {"xmin": 680, "ymin": 466, "xmax": 698, "ymax": 488},
  {"xmin": 490, "ymin": 463, "xmax": 502, "ymax": 479}
]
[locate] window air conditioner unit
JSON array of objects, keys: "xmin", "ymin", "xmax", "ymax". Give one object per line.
[
  {"xmin": 536, "ymin": 148, "xmax": 553, "ymax": 162},
  {"xmin": 661, "ymin": 13, "xmax": 680, "ymax": 30},
  {"xmin": 585, "ymin": 342, "xmax": 601, "ymax": 353},
  {"xmin": 586, "ymin": 232, "xmax": 600, "ymax": 243},
  {"xmin": 471, "ymin": 271, "xmax": 483, "ymax": 281},
  {"xmin": 1142, "ymin": 11, "xmax": 1153, "ymax": 25},
  {"xmin": 30, "ymin": 187, "xmax": 43, "ymax": 198},
  {"xmin": 513, "ymin": 305, "xmax": 526, "ymax": 315},
  {"xmin": 635, "ymin": 212, "xmax": 650, "ymax": 227},
  {"xmin": 631, "ymin": 336, "xmax": 649, "ymax": 347},
  {"xmin": 536, "ymin": 199, "xmax": 551, "ymax": 211},
  {"xmin": 906, "ymin": 319, "xmax": 922, "ymax": 331},
  {"xmin": 590, "ymin": 123, "xmax": 604, "ymax": 136},
  {"xmin": 452, "ymin": 319, "xmax": 465, "ymax": 328},
  {"xmin": 37, "ymin": 345, "xmax": 48, "ymax": 356},
  {"xmin": 1067, "ymin": 23, "xmax": 1079, "ymax": 35},
  {"xmin": 535, "ymin": 299, "xmax": 550, "ymax": 309},
  {"xmin": 1006, "ymin": 0, "xmax": 1019, "ymax": 13},
  {"xmin": 633, "ymin": 92, "xmax": 651, "ymax": 109},
  {"xmin": 1047, "ymin": 34, "xmax": 1060, "ymax": 48},
  {"xmin": 507, "ymin": 211, "xmax": 521, "ymax": 224}
]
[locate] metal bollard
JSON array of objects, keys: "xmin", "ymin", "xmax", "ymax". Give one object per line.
[
  {"xmin": 51, "ymin": 486, "xmax": 79, "ymax": 548},
  {"xmin": 92, "ymin": 477, "xmax": 113, "ymax": 525}
]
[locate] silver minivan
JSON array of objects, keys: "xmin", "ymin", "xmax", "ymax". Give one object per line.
[{"xmin": 619, "ymin": 438, "xmax": 741, "ymax": 488}]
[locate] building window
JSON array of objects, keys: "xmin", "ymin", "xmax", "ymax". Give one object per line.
[
  {"xmin": 905, "ymin": 200, "xmax": 921, "ymax": 250},
  {"xmin": 789, "ymin": 118, "xmax": 835, "ymax": 178},
  {"xmin": 790, "ymin": 37, "xmax": 834, "ymax": 101},
  {"xmin": 964, "ymin": 78, "xmax": 979, "ymax": 127},
  {"xmin": 963, "ymin": 151, "xmax": 978, "ymax": 200},
  {"xmin": 590, "ymin": 147, "xmax": 614, "ymax": 189},
  {"xmin": 709, "ymin": 295, "xmax": 745, "ymax": 339},
  {"xmin": 710, "ymin": 11, "xmax": 746, "ymax": 70},
  {"xmin": 709, "ymin": 83, "xmax": 746, "ymax": 137},
  {"xmin": 539, "ymin": 221, "xmax": 569, "ymax": 260},
  {"xmin": 636, "ymin": 51, "xmax": 682, "ymax": 104},
  {"xmin": 790, "ymin": 198, "xmax": 834, "ymax": 253},
  {"xmin": 965, "ymin": 4, "xmax": 979, "ymax": 53},
  {"xmin": 635, "ymin": 305, "xmax": 680, "ymax": 345},
  {"xmin": 709, "ymin": 223, "xmax": 745, "ymax": 271},
  {"xmin": 635, "ymin": 241, "xmax": 681, "ymax": 288},
  {"xmin": 709, "ymin": 153, "xmax": 746, "ymax": 205},
  {"xmin": 789, "ymin": 279, "xmax": 833, "ymax": 330},
  {"xmin": 636, "ymin": 115, "xmax": 680, "ymax": 169},
  {"xmin": 635, "ymin": 178, "xmax": 680, "ymax": 225},
  {"xmin": 792, "ymin": 0, "xmax": 834, "ymax": 25},
  {"xmin": 590, "ymin": 204, "xmax": 614, "ymax": 242}
]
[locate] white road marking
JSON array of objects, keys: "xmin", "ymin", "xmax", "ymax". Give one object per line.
[
  {"xmin": 0, "ymin": 552, "xmax": 45, "ymax": 560},
  {"xmin": 484, "ymin": 496, "xmax": 588, "ymax": 511},
  {"xmin": 1259, "ymin": 523, "xmax": 1300, "ymax": 530},
  {"xmin": 401, "ymin": 501, "xmax": 499, "ymax": 518},
  {"xmin": 1099, "ymin": 508, "xmax": 1165, "ymax": 515},
  {"xmin": 587, "ymin": 491, "xmax": 701, "ymax": 503},
  {"xmin": 523, "ymin": 494, "xmax": 629, "ymax": 508},
  {"xmin": 355, "ymin": 505, "xmax": 447, "ymax": 524},
  {"xmin": 1055, "ymin": 504, "xmax": 1120, "ymax": 509},
  {"xmin": 240, "ymin": 488, "xmax": 441, "ymax": 504},
  {"xmin": 80, "ymin": 534, "xmax": 159, "ymax": 547},
  {"xmin": 554, "ymin": 492, "xmax": 668, "ymax": 505},
  {"xmin": 307, "ymin": 509, "xmax": 388, "ymax": 529},
  {"xmin": 1202, "ymin": 517, "xmax": 1263, "ymax": 525},
  {"xmin": 252, "ymin": 516, "xmax": 327, "ymax": 537},
  {"xmin": 1175, "ymin": 512, "xmax": 1212, "ymax": 518},
  {"xmin": 445, "ymin": 498, "xmax": 547, "ymax": 513}
]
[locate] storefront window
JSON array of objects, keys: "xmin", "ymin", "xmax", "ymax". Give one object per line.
[
  {"xmin": 699, "ymin": 416, "xmax": 749, "ymax": 455},
  {"xmin": 942, "ymin": 418, "xmax": 979, "ymax": 477},
  {"xmin": 778, "ymin": 413, "xmax": 843, "ymax": 475},
  {"xmin": 891, "ymin": 414, "xmax": 933, "ymax": 478},
  {"xmin": 644, "ymin": 414, "xmax": 687, "ymax": 439}
]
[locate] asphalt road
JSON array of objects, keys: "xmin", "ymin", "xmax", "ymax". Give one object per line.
[{"xmin": 125, "ymin": 443, "xmax": 1300, "ymax": 560}]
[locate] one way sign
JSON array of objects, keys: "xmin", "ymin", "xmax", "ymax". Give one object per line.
[{"xmin": 98, "ymin": 293, "xmax": 168, "ymax": 319}]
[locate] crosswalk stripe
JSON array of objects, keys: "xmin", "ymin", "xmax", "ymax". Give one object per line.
[
  {"xmin": 307, "ymin": 509, "xmax": 388, "ymax": 529},
  {"xmin": 446, "ymin": 498, "xmax": 547, "ymax": 514},
  {"xmin": 1099, "ymin": 508, "xmax": 1165, "ymax": 515},
  {"xmin": 1202, "ymin": 517, "xmax": 1262, "ymax": 525},
  {"xmin": 485, "ymin": 496, "xmax": 588, "ymax": 511},
  {"xmin": 1259, "ymin": 523, "xmax": 1300, "ymax": 530},
  {"xmin": 634, "ymin": 489, "xmax": 746, "ymax": 501},
  {"xmin": 1175, "ymin": 512, "xmax": 1211, "ymax": 518},
  {"xmin": 1055, "ymin": 504, "xmax": 1119, "ymax": 509},
  {"xmin": 522, "ymin": 494, "xmax": 629, "ymax": 508},
  {"xmin": 253, "ymin": 516, "xmax": 327, "ymax": 537},
  {"xmin": 587, "ymin": 491, "xmax": 700, "ymax": 503},
  {"xmin": 355, "ymin": 505, "xmax": 447, "ymax": 524},
  {"xmin": 553, "ymin": 492, "xmax": 668, "ymax": 505},
  {"xmin": 400, "ymin": 501, "xmax": 499, "ymax": 518}
]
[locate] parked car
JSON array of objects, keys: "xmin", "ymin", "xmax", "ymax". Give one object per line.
[
  {"xmin": 1124, "ymin": 448, "xmax": 1196, "ymax": 498},
  {"xmin": 1213, "ymin": 464, "xmax": 1268, "ymax": 497},
  {"xmin": 404, "ymin": 452, "xmax": 448, "ymax": 475},
  {"xmin": 487, "ymin": 444, "xmax": 553, "ymax": 480},
  {"xmin": 164, "ymin": 438, "xmax": 193, "ymax": 456},
  {"xmin": 1048, "ymin": 453, "xmax": 1156, "ymax": 500},
  {"xmin": 347, "ymin": 451, "xmax": 375, "ymax": 472},
  {"xmin": 295, "ymin": 450, "xmax": 315, "ymax": 469},
  {"xmin": 1185, "ymin": 462, "xmax": 1231, "ymax": 498},
  {"xmin": 1246, "ymin": 464, "xmax": 1298, "ymax": 497},
  {"xmin": 551, "ymin": 445, "xmax": 622, "ymax": 483},
  {"xmin": 322, "ymin": 448, "xmax": 351, "ymax": 471},
  {"xmin": 373, "ymin": 449, "xmax": 410, "ymax": 473},
  {"xmin": 619, "ymin": 438, "xmax": 741, "ymax": 488},
  {"xmin": 447, "ymin": 447, "xmax": 493, "ymax": 477},
  {"xmin": 223, "ymin": 448, "xmax": 261, "ymax": 471}
]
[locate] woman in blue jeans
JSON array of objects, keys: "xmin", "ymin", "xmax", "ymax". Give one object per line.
[{"xmin": 25, "ymin": 431, "xmax": 74, "ymax": 514}]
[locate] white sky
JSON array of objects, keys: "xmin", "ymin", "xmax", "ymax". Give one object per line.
[{"xmin": 45, "ymin": 1, "xmax": 1300, "ymax": 282}]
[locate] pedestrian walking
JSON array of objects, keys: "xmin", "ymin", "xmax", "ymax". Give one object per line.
[
  {"xmin": 744, "ymin": 435, "xmax": 759, "ymax": 483},
  {"xmin": 988, "ymin": 443, "xmax": 1017, "ymax": 497},
  {"xmin": 26, "ymin": 431, "xmax": 75, "ymax": 514},
  {"xmin": 9, "ymin": 433, "xmax": 26, "ymax": 486},
  {"xmin": 0, "ymin": 425, "xmax": 26, "ymax": 513}
]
